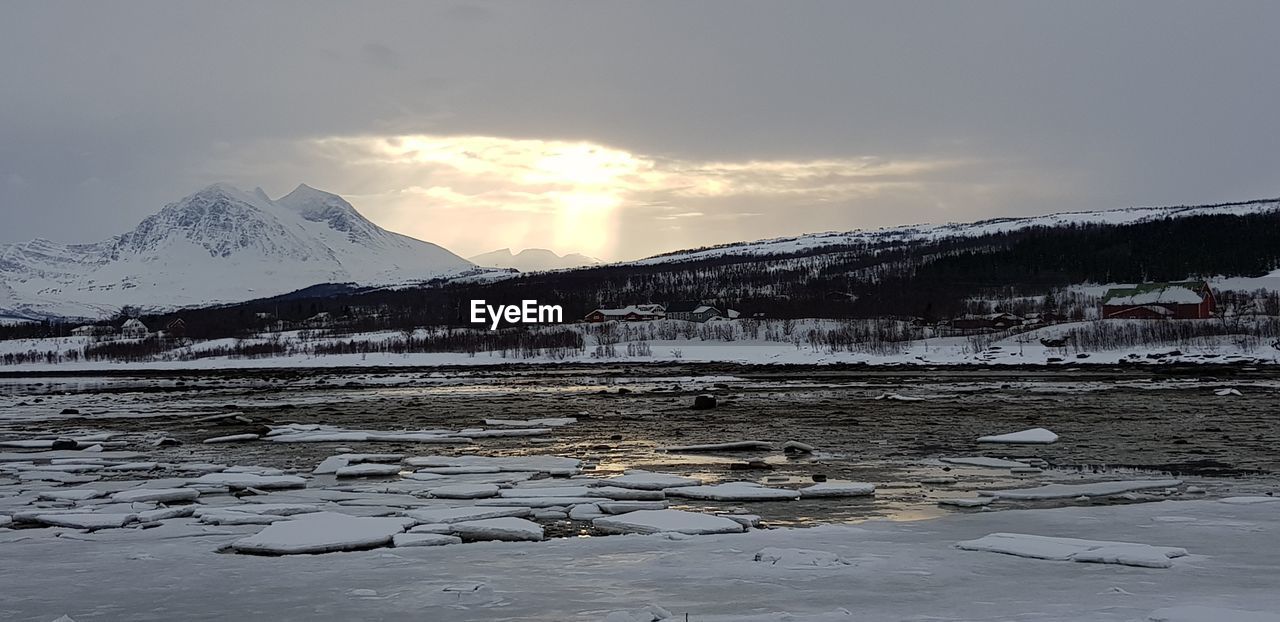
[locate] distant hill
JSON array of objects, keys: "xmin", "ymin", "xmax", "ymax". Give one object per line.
[
  {"xmin": 469, "ymin": 248, "xmax": 600, "ymax": 272},
  {"xmin": 80, "ymin": 196, "xmax": 1280, "ymax": 341}
]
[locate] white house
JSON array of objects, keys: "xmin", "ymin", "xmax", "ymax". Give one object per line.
[{"xmin": 120, "ymin": 318, "xmax": 149, "ymax": 338}]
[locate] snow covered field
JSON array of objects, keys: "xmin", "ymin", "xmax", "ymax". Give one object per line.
[{"xmin": 1, "ymin": 317, "xmax": 1277, "ymax": 372}]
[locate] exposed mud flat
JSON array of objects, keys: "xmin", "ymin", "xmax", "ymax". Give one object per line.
[{"xmin": 2, "ymin": 364, "xmax": 1277, "ymax": 528}]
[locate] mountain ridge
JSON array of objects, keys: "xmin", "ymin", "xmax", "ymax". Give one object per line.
[
  {"xmin": 468, "ymin": 247, "xmax": 600, "ymax": 272},
  {"xmin": 0, "ymin": 183, "xmax": 474, "ymax": 319}
]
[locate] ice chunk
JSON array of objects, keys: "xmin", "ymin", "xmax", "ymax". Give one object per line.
[
  {"xmin": 110, "ymin": 488, "xmax": 200, "ymax": 504},
  {"xmin": 874, "ymin": 393, "xmax": 925, "ymax": 401},
  {"xmin": 569, "ymin": 503, "xmax": 604, "ymax": 521},
  {"xmin": 597, "ymin": 501, "xmax": 669, "ymax": 514},
  {"xmin": 414, "ymin": 466, "xmax": 501, "ymax": 475},
  {"xmin": 783, "ymin": 441, "xmax": 816, "ymax": 453},
  {"xmin": 34, "ymin": 513, "xmax": 137, "ymax": 530},
  {"xmin": 429, "ymin": 484, "xmax": 499, "ymax": 499},
  {"xmin": 196, "ymin": 509, "xmax": 294, "ymax": 525},
  {"xmin": 104, "ymin": 462, "xmax": 159, "ymax": 472},
  {"xmin": 939, "ymin": 497, "xmax": 995, "ymax": 507},
  {"xmin": 404, "ymin": 506, "xmax": 532, "ymax": 524},
  {"xmin": 977, "ymin": 427, "xmax": 1059, "ymax": 444},
  {"xmin": 0, "ymin": 450, "xmax": 143, "ymax": 462},
  {"xmin": 1218, "ymin": 496, "xmax": 1280, "ymax": 505},
  {"xmin": 451, "ymin": 517, "xmax": 543, "ymax": 542},
  {"xmin": 799, "ymin": 482, "xmax": 874, "ymax": 498},
  {"xmin": 335, "ymin": 464, "xmax": 403, "ymax": 478},
  {"xmin": 408, "ymin": 523, "xmax": 454, "ymax": 534},
  {"xmin": 754, "ymin": 547, "xmax": 849, "ymax": 568},
  {"xmin": 188, "ymin": 473, "xmax": 307, "ymax": 490},
  {"xmin": 137, "ymin": 506, "xmax": 196, "ymax": 522},
  {"xmin": 606, "ymin": 470, "xmax": 701, "ymax": 490},
  {"xmin": 1213, "ymin": 388, "xmax": 1243, "ymax": 397},
  {"xmin": 393, "ymin": 532, "xmax": 461, "ymax": 547},
  {"xmin": 958, "ymin": 533, "xmax": 1186, "ymax": 567},
  {"xmin": 231, "ymin": 512, "xmax": 414, "ymax": 554},
  {"xmin": 18, "ymin": 471, "xmax": 100, "ymax": 484},
  {"xmin": 484, "ymin": 417, "xmax": 576, "ymax": 427},
  {"xmin": 202, "ymin": 434, "xmax": 260, "ymax": 444},
  {"xmin": 984, "ymin": 479, "xmax": 1182, "ymax": 500},
  {"xmin": 36, "ymin": 488, "xmax": 104, "ymax": 501},
  {"xmin": 665, "ymin": 482, "xmax": 800, "ymax": 501},
  {"xmin": 593, "ymin": 510, "xmax": 746, "ymax": 535}
]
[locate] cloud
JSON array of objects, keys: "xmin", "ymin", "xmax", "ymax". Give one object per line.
[
  {"xmin": 2, "ymin": 2, "xmax": 1277, "ymax": 254},
  {"xmin": 200, "ymin": 132, "xmax": 989, "ymax": 260}
]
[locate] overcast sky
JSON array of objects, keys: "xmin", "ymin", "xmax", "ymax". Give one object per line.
[{"xmin": 2, "ymin": 1, "xmax": 1278, "ymax": 261}]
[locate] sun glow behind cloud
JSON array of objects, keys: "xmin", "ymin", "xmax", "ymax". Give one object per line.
[{"xmin": 213, "ymin": 134, "xmax": 973, "ymax": 261}]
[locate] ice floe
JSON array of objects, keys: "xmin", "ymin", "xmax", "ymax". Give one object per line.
[
  {"xmin": 105, "ymin": 488, "xmax": 198, "ymax": 504},
  {"xmin": 982, "ymin": 479, "xmax": 1182, "ymax": 500},
  {"xmin": 450, "ymin": 517, "xmax": 544, "ymax": 542},
  {"xmin": 188, "ymin": 473, "xmax": 307, "ymax": 490},
  {"xmin": 334, "ymin": 464, "xmax": 403, "ymax": 478},
  {"xmin": 605, "ymin": 470, "xmax": 701, "ymax": 490},
  {"xmin": 202, "ymin": 434, "xmax": 260, "ymax": 444},
  {"xmin": 34, "ymin": 513, "xmax": 137, "ymax": 530},
  {"xmin": 957, "ymin": 533, "xmax": 1187, "ymax": 568},
  {"xmin": 392, "ymin": 532, "xmax": 461, "ymax": 547},
  {"xmin": 232, "ymin": 512, "xmax": 414, "ymax": 554},
  {"xmin": 799, "ymin": 482, "xmax": 874, "ymax": 498},
  {"xmin": 977, "ymin": 427, "xmax": 1059, "ymax": 444},
  {"xmin": 665, "ymin": 482, "xmax": 801, "ymax": 501},
  {"xmin": 874, "ymin": 393, "xmax": 926, "ymax": 401},
  {"xmin": 484, "ymin": 417, "xmax": 576, "ymax": 427},
  {"xmin": 428, "ymin": 484, "xmax": 500, "ymax": 499},
  {"xmin": 593, "ymin": 509, "xmax": 746, "ymax": 535}
]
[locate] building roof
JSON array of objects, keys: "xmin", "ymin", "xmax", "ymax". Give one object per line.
[
  {"xmin": 692, "ymin": 305, "xmax": 719, "ymax": 314},
  {"xmin": 1102, "ymin": 281, "xmax": 1208, "ymax": 306},
  {"xmin": 591, "ymin": 305, "xmax": 663, "ymax": 317},
  {"xmin": 121, "ymin": 318, "xmax": 148, "ymax": 330},
  {"xmin": 665, "ymin": 301, "xmax": 701, "ymax": 313}
]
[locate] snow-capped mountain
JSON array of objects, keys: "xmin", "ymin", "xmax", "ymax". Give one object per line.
[
  {"xmin": 0, "ymin": 183, "xmax": 473, "ymax": 319},
  {"xmin": 469, "ymin": 248, "xmax": 600, "ymax": 272}
]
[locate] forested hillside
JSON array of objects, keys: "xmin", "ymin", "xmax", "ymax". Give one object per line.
[{"xmin": 4, "ymin": 208, "xmax": 1278, "ymax": 342}]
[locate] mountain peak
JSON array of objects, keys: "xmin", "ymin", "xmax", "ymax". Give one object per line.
[
  {"xmin": 0, "ymin": 182, "xmax": 473, "ymax": 318},
  {"xmin": 469, "ymin": 247, "xmax": 600, "ymax": 271}
]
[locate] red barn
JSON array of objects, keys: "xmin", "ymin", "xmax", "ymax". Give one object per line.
[{"xmin": 1101, "ymin": 281, "xmax": 1215, "ymax": 320}]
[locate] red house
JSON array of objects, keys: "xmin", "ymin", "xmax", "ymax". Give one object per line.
[{"xmin": 1101, "ymin": 281, "xmax": 1215, "ymax": 320}]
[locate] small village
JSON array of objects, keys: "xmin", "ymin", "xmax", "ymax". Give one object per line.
[{"xmin": 54, "ymin": 280, "xmax": 1225, "ymax": 345}]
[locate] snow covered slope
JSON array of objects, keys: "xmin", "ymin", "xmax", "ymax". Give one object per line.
[
  {"xmin": 631, "ymin": 198, "xmax": 1280, "ymax": 265},
  {"xmin": 468, "ymin": 248, "xmax": 599, "ymax": 272},
  {"xmin": 0, "ymin": 183, "xmax": 473, "ymax": 319}
]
